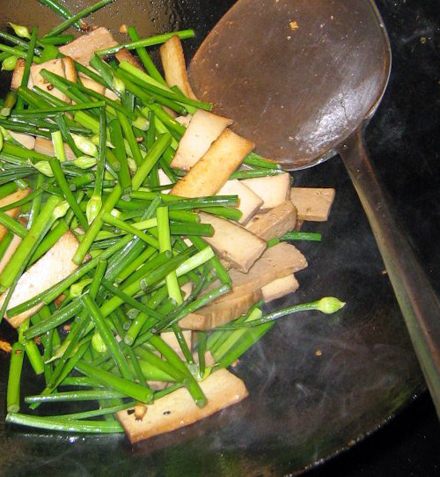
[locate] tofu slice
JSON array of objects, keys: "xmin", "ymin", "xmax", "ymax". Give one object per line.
[
  {"xmin": 0, "ymin": 234, "xmax": 22, "ymax": 275},
  {"xmin": 80, "ymin": 76, "xmax": 105, "ymax": 95},
  {"xmin": 62, "ymin": 57, "xmax": 77, "ymax": 83},
  {"xmin": 198, "ymin": 212, "xmax": 266, "ymax": 273},
  {"xmin": 115, "ymin": 48, "xmax": 143, "ymax": 70},
  {"xmin": 160, "ymin": 35, "xmax": 198, "ymax": 100},
  {"xmin": 34, "ymin": 137, "xmax": 76, "ymax": 161},
  {"xmin": 261, "ymin": 274, "xmax": 299, "ymax": 303},
  {"xmin": 290, "ymin": 187, "xmax": 336, "ymax": 221},
  {"xmin": 242, "ymin": 173, "xmax": 291, "ymax": 210},
  {"xmin": 171, "ymin": 130, "xmax": 254, "ymax": 198},
  {"xmin": 30, "ymin": 59, "xmax": 69, "ymax": 102},
  {"xmin": 228, "ymin": 242, "xmax": 307, "ymax": 296},
  {"xmin": 11, "ymin": 59, "xmax": 30, "ymax": 90},
  {"xmin": 171, "ymin": 110, "xmax": 233, "ymax": 171},
  {"xmin": 217, "ymin": 180, "xmax": 263, "ymax": 226},
  {"xmin": 175, "ymin": 115, "xmax": 192, "ymax": 127},
  {"xmin": 180, "ymin": 289, "xmax": 261, "ymax": 330},
  {"xmin": 117, "ymin": 368, "xmax": 248, "ymax": 443},
  {"xmin": 246, "ymin": 201, "xmax": 297, "ymax": 240},
  {"xmin": 9, "ymin": 132, "xmax": 35, "ymax": 150},
  {"xmin": 1, "ymin": 232, "xmax": 81, "ymax": 328},
  {"xmin": 0, "ymin": 189, "xmax": 30, "ymax": 241},
  {"xmin": 160, "ymin": 330, "xmax": 192, "ymax": 360},
  {"xmin": 59, "ymin": 27, "xmax": 118, "ymax": 66}
]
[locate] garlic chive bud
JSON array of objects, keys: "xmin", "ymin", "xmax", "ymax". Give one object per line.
[
  {"xmin": 32, "ymin": 161, "xmax": 54, "ymax": 177},
  {"xmin": 86, "ymin": 194, "xmax": 102, "ymax": 224},
  {"xmin": 92, "ymin": 332, "xmax": 107, "ymax": 354},
  {"xmin": 53, "ymin": 200, "xmax": 70, "ymax": 219},
  {"xmin": 0, "ymin": 127, "xmax": 13, "ymax": 141},
  {"xmin": 2, "ymin": 56, "xmax": 18, "ymax": 71},
  {"xmin": 70, "ymin": 278, "xmax": 92, "ymax": 298},
  {"xmin": 72, "ymin": 156, "xmax": 97, "ymax": 169},
  {"xmin": 112, "ymin": 77, "xmax": 125, "ymax": 95},
  {"xmin": 132, "ymin": 115, "xmax": 149, "ymax": 131},
  {"xmin": 8, "ymin": 23, "xmax": 31, "ymax": 39},
  {"xmin": 316, "ymin": 297, "xmax": 346, "ymax": 314},
  {"xmin": 72, "ymin": 134, "xmax": 98, "ymax": 157}
]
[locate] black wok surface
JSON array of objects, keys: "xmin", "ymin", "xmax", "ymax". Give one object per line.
[{"xmin": 0, "ymin": 1, "xmax": 439, "ymax": 475}]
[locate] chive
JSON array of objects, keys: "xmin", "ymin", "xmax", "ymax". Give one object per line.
[
  {"xmin": 0, "ymin": 44, "xmax": 42, "ymax": 63},
  {"xmin": 38, "ymin": 0, "xmax": 87, "ymax": 30},
  {"xmin": 170, "ymin": 222, "xmax": 213, "ymax": 237},
  {"xmin": 73, "ymin": 184, "xmax": 122, "ymax": 265},
  {"xmin": 60, "ymin": 376, "xmax": 103, "ymax": 388},
  {"xmin": 56, "ymin": 401, "xmax": 135, "ymax": 421},
  {"xmin": 189, "ymin": 235, "xmax": 231, "ymax": 286},
  {"xmin": 6, "ymin": 413, "xmax": 123, "ymax": 433},
  {"xmin": 141, "ymin": 105, "xmax": 185, "ymax": 140},
  {"xmin": 127, "ymin": 26, "xmax": 166, "ymax": 85},
  {"xmin": 7, "ymin": 342, "xmax": 25, "ymax": 412},
  {"xmin": 49, "ymin": 159, "xmax": 89, "ymax": 230},
  {"xmin": 118, "ymin": 63, "xmax": 212, "ymax": 111},
  {"xmin": 0, "ymin": 211, "xmax": 27, "ymax": 238},
  {"xmin": 132, "ymin": 133, "xmax": 172, "ymax": 190},
  {"xmin": 229, "ymin": 169, "xmax": 285, "ymax": 180},
  {"xmin": 101, "ymin": 212, "xmax": 159, "ymax": 248},
  {"xmin": 108, "ymin": 119, "xmax": 131, "ymax": 193},
  {"xmin": 76, "ymin": 360, "xmax": 153, "ymax": 404},
  {"xmin": 0, "ymin": 195, "xmax": 62, "ymax": 292},
  {"xmin": 0, "ymin": 230, "xmax": 14, "ymax": 262},
  {"xmin": 25, "ymin": 389, "xmax": 126, "ymax": 404},
  {"xmin": 12, "ymin": 102, "xmax": 106, "ymax": 117},
  {"xmin": 243, "ymin": 152, "xmax": 281, "ymax": 170},
  {"xmin": 96, "ymin": 30, "xmax": 195, "ymax": 56},
  {"xmin": 19, "ymin": 320, "xmax": 45, "ymax": 376},
  {"xmin": 15, "ymin": 26, "xmax": 38, "ymax": 110},
  {"xmin": 39, "ymin": 34, "xmax": 75, "ymax": 45},
  {"xmin": 281, "ymin": 231, "xmax": 323, "ymax": 242},
  {"xmin": 45, "ymin": 0, "xmax": 113, "ymax": 37},
  {"xmin": 0, "ymin": 31, "xmax": 41, "ymax": 56},
  {"xmin": 81, "ymin": 294, "xmax": 135, "ymax": 381},
  {"xmin": 0, "ymin": 182, "xmax": 18, "ymax": 200},
  {"xmin": 197, "ymin": 331, "xmax": 207, "ymax": 377},
  {"xmin": 116, "ymin": 111, "xmax": 143, "ymax": 167}
]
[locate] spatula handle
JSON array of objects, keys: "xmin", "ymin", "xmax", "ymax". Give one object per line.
[{"xmin": 340, "ymin": 127, "xmax": 440, "ymax": 418}]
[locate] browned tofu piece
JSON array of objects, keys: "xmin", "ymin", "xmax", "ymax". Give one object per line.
[
  {"xmin": 217, "ymin": 179, "xmax": 263, "ymax": 225},
  {"xmin": 30, "ymin": 59, "xmax": 69, "ymax": 102},
  {"xmin": 171, "ymin": 129, "xmax": 254, "ymax": 198},
  {"xmin": 115, "ymin": 48, "xmax": 143, "ymax": 70},
  {"xmin": 198, "ymin": 212, "xmax": 266, "ymax": 273},
  {"xmin": 160, "ymin": 35, "xmax": 197, "ymax": 100},
  {"xmin": 246, "ymin": 201, "xmax": 297, "ymax": 241},
  {"xmin": 228, "ymin": 242, "xmax": 307, "ymax": 296},
  {"xmin": 117, "ymin": 368, "xmax": 248, "ymax": 443},
  {"xmin": 0, "ymin": 189, "xmax": 30, "ymax": 241},
  {"xmin": 242, "ymin": 173, "xmax": 291, "ymax": 210},
  {"xmin": 80, "ymin": 76, "xmax": 106, "ymax": 95},
  {"xmin": 34, "ymin": 137, "xmax": 76, "ymax": 161},
  {"xmin": 62, "ymin": 57, "xmax": 77, "ymax": 83},
  {"xmin": 59, "ymin": 27, "xmax": 118, "ymax": 66},
  {"xmin": 171, "ymin": 110, "xmax": 233, "ymax": 171},
  {"xmin": 290, "ymin": 187, "xmax": 336, "ymax": 221},
  {"xmin": 11, "ymin": 59, "xmax": 31, "ymax": 90},
  {"xmin": 1, "ymin": 232, "xmax": 81, "ymax": 328},
  {"xmin": 261, "ymin": 274, "xmax": 299, "ymax": 303},
  {"xmin": 179, "ymin": 289, "xmax": 261, "ymax": 330},
  {"xmin": 9, "ymin": 132, "xmax": 35, "ymax": 150}
]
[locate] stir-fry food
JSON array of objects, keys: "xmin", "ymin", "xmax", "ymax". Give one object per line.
[{"xmin": 0, "ymin": 0, "xmax": 344, "ymax": 443}]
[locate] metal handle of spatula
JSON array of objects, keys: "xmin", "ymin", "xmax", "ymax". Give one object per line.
[{"xmin": 339, "ymin": 128, "xmax": 440, "ymax": 418}]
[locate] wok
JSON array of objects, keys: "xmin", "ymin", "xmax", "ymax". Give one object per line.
[{"xmin": 0, "ymin": 1, "xmax": 438, "ymax": 475}]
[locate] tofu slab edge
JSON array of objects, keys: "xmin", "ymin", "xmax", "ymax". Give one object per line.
[{"xmin": 117, "ymin": 368, "xmax": 248, "ymax": 443}]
